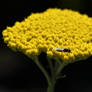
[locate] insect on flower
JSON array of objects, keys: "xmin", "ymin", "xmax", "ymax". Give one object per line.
[{"xmin": 55, "ymin": 48, "xmax": 71, "ymax": 52}]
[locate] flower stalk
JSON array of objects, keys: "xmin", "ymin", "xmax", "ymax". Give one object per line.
[{"xmin": 31, "ymin": 56, "xmax": 66, "ymax": 92}]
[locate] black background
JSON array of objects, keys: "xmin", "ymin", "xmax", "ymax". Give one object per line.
[{"xmin": 0, "ymin": 0, "xmax": 92, "ymax": 92}]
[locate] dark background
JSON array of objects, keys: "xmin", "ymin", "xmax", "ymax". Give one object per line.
[{"xmin": 0, "ymin": 0, "xmax": 92, "ymax": 92}]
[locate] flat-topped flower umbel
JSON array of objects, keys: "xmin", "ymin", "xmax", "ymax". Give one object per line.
[{"xmin": 2, "ymin": 8, "xmax": 92, "ymax": 92}]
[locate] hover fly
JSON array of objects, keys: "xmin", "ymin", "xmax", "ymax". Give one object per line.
[{"xmin": 55, "ymin": 48, "xmax": 71, "ymax": 52}]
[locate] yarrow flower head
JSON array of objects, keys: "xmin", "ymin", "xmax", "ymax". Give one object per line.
[{"xmin": 2, "ymin": 8, "xmax": 92, "ymax": 63}]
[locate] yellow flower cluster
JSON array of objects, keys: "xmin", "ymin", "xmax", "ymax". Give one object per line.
[{"xmin": 2, "ymin": 8, "xmax": 92, "ymax": 63}]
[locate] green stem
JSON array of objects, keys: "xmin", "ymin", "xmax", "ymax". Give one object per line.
[
  {"xmin": 30, "ymin": 55, "xmax": 66, "ymax": 92},
  {"xmin": 32, "ymin": 56, "xmax": 52, "ymax": 86},
  {"xmin": 54, "ymin": 57, "xmax": 67, "ymax": 79},
  {"xmin": 47, "ymin": 83, "xmax": 55, "ymax": 92},
  {"xmin": 47, "ymin": 71, "xmax": 56, "ymax": 92},
  {"xmin": 56, "ymin": 62, "xmax": 66, "ymax": 76},
  {"xmin": 47, "ymin": 57, "xmax": 57, "ymax": 92},
  {"xmin": 47, "ymin": 57, "xmax": 54, "ymax": 76}
]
